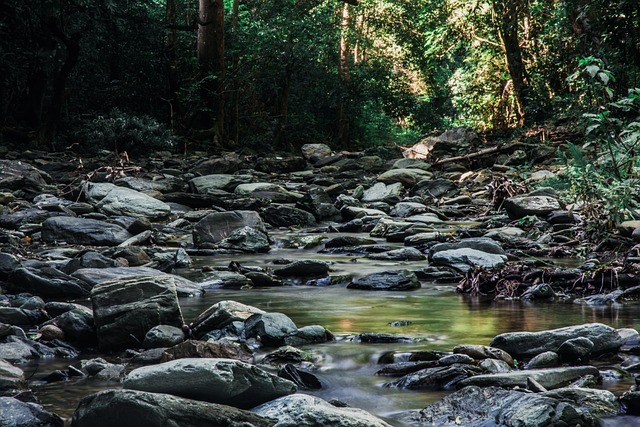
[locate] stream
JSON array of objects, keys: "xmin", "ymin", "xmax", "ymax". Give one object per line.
[{"xmin": 26, "ymin": 229, "xmax": 640, "ymax": 426}]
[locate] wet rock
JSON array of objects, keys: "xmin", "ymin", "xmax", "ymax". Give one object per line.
[
  {"xmin": 355, "ymin": 333, "xmax": 413, "ymax": 344},
  {"xmin": 478, "ymin": 358, "xmax": 512, "ymax": 373},
  {"xmin": 411, "ymin": 178, "xmax": 457, "ymax": 199},
  {"xmin": 376, "ymin": 361, "xmax": 440, "ymax": 376},
  {"xmin": 557, "ymin": 337, "xmax": 595, "ymax": 363},
  {"xmin": 348, "ymin": 270, "xmax": 420, "ymax": 291},
  {"xmin": 244, "ymin": 271, "xmax": 283, "ymax": 287},
  {"xmin": 367, "ymin": 247, "xmax": 426, "ymax": 261},
  {"xmin": 0, "ymin": 160, "xmax": 51, "ymax": 197},
  {"xmin": 262, "ymin": 205, "xmax": 317, "ymax": 228},
  {"xmin": 362, "ymin": 182, "xmax": 403, "ymax": 203},
  {"xmin": 193, "ymin": 210, "xmax": 267, "ymax": 247},
  {"xmin": 235, "ymin": 183, "xmax": 303, "ymax": 203},
  {"xmin": 62, "ymin": 251, "xmax": 120, "ymax": 274},
  {"xmin": 70, "ymin": 389, "xmax": 274, "ymax": 427},
  {"xmin": 297, "ymin": 186, "xmax": 339, "ymax": 220},
  {"xmin": 0, "ymin": 339, "xmax": 36, "ymax": 363},
  {"xmin": 385, "ymin": 365, "xmax": 480, "ymax": 390},
  {"xmin": 453, "ymin": 344, "xmax": 515, "ymax": 366},
  {"xmin": 324, "ymin": 236, "xmax": 377, "ymax": 248},
  {"xmin": 273, "ymin": 260, "xmax": 330, "ymax": 277},
  {"xmin": 503, "ymin": 195, "xmax": 562, "ymax": 220},
  {"xmin": 457, "ymin": 366, "xmax": 600, "ymax": 390},
  {"xmin": 524, "ymin": 351, "xmax": 561, "ymax": 369},
  {"xmin": 0, "ymin": 396, "xmax": 63, "ymax": 427},
  {"xmin": 302, "ymin": 143, "xmax": 333, "ymax": 163},
  {"xmin": 189, "ymin": 174, "xmax": 253, "ymax": 193},
  {"xmin": 0, "ymin": 307, "xmax": 44, "ymax": 327},
  {"xmin": 403, "ymin": 385, "xmax": 611, "ymax": 427},
  {"xmin": 521, "ymin": 283, "xmax": 556, "ymax": 300},
  {"xmin": 160, "ymin": 340, "xmax": 254, "ymax": 364},
  {"xmin": 252, "ymin": 394, "xmax": 391, "ymax": 427},
  {"xmin": 91, "ymin": 276, "xmax": 184, "ymax": 351},
  {"xmin": 83, "ymin": 182, "xmax": 171, "ymax": 220},
  {"xmin": 340, "ymin": 206, "xmax": 388, "ymax": 220},
  {"xmin": 198, "ymin": 271, "xmax": 253, "ymax": 289},
  {"xmin": 429, "ymin": 237, "xmax": 505, "ymax": 256},
  {"xmin": 42, "ymin": 217, "xmax": 133, "ymax": 246},
  {"xmin": 46, "ymin": 308, "xmax": 95, "ymax": 345},
  {"xmin": 0, "ymin": 253, "xmax": 20, "ymax": 280},
  {"xmin": 377, "ymin": 168, "xmax": 432, "ymax": 187},
  {"xmin": 278, "ymin": 364, "xmax": 321, "ymax": 390},
  {"xmin": 404, "ymin": 232, "xmax": 441, "ymax": 246},
  {"xmin": 7, "ymin": 267, "xmax": 92, "ymax": 299},
  {"xmin": 439, "ymin": 354, "xmax": 474, "ymax": 366},
  {"xmin": 81, "ymin": 358, "xmax": 125, "ymax": 381},
  {"xmin": 109, "ymin": 247, "xmax": 152, "ymax": 267},
  {"xmin": 283, "ymin": 325, "xmax": 332, "ymax": 346},
  {"xmin": 143, "ymin": 325, "xmax": 185, "ymax": 349},
  {"xmin": 124, "ymin": 358, "xmax": 296, "ymax": 409},
  {"xmin": 190, "ymin": 301, "xmax": 265, "ymax": 339},
  {"xmin": 621, "ymin": 391, "xmax": 640, "ymax": 415},
  {"xmin": 0, "ymin": 359, "xmax": 26, "ymax": 392},
  {"xmin": 490, "ymin": 323, "xmax": 622, "ymax": 359},
  {"xmin": 390, "ymin": 202, "xmax": 427, "ymax": 218},
  {"xmin": 116, "ymin": 175, "xmax": 185, "ymax": 194},
  {"xmin": 244, "ymin": 313, "xmax": 298, "ymax": 347},
  {"xmin": 431, "ymin": 248, "xmax": 507, "ymax": 272},
  {"xmin": 218, "ymin": 226, "xmax": 271, "ymax": 253},
  {"xmin": 259, "ymin": 346, "xmax": 320, "ymax": 369}
]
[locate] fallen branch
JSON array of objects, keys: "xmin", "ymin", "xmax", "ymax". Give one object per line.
[{"xmin": 432, "ymin": 143, "xmax": 534, "ymax": 166}]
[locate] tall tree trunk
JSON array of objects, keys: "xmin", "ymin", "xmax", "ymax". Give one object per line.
[
  {"xmin": 337, "ymin": 2, "xmax": 351, "ymax": 149},
  {"xmin": 197, "ymin": 0, "xmax": 225, "ymax": 145},
  {"xmin": 229, "ymin": 0, "xmax": 240, "ymax": 145},
  {"xmin": 493, "ymin": 0, "xmax": 529, "ymax": 126},
  {"xmin": 274, "ymin": 35, "xmax": 294, "ymax": 150},
  {"xmin": 165, "ymin": 0, "xmax": 180, "ymax": 131}
]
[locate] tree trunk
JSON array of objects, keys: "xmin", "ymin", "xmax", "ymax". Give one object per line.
[
  {"xmin": 274, "ymin": 35, "xmax": 294, "ymax": 150},
  {"xmin": 197, "ymin": 0, "xmax": 225, "ymax": 145},
  {"xmin": 337, "ymin": 2, "xmax": 351, "ymax": 149},
  {"xmin": 493, "ymin": 0, "xmax": 529, "ymax": 126},
  {"xmin": 165, "ymin": 0, "xmax": 180, "ymax": 131},
  {"xmin": 229, "ymin": 0, "xmax": 240, "ymax": 145}
]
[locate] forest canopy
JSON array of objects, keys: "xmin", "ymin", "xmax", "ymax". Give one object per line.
[{"xmin": 0, "ymin": 0, "xmax": 638, "ymax": 153}]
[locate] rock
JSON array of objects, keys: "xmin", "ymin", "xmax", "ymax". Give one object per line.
[
  {"xmin": 83, "ymin": 182, "xmax": 172, "ymax": 220},
  {"xmin": 490, "ymin": 323, "xmax": 622, "ymax": 359},
  {"xmin": 0, "ymin": 359, "xmax": 26, "ymax": 391},
  {"xmin": 252, "ymin": 394, "xmax": 391, "ymax": 427},
  {"xmin": 273, "ymin": 260, "xmax": 330, "ymax": 277},
  {"xmin": 478, "ymin": 358, "xmax": 512, "ymax": 373},
  {"xmin": 0, "ymin": 160, "xmax": 51, "ymax": 197},
  {"xmin": 385, "ymin": 365, "xmax": 480, "ymax": 390},
  {"xmin": 0, "ymin": 396, "xmax": 63, "ymax": 427},
  {"xmin": 278, "ymin": 364, "xmax": 322, "ymax": 390},
  {"xmin": 453, "ymin": 344, "xmax": 514, "ymax": 366},
  {"xmin": 244, "ymin": 271, "xmax": 283, "ymax": 287},
  {"xmin": 362, "ymin": 182, "xmax": 403, "ymax": 203},
  {"xmin": 618, "ymin": 220, "xmax": 640, "ymax": 237},
  {"xmin": 123, "ymin": 358, "xmax": 296, "ymax": 409},
  {"xmin": 405, "ymin": 385, "xmax": 611, "ymax": 427},
  {"xmin": 390, "ymin": 202, "xmax": 427, "ymax": 218},
  {"xmin": 193, "ymin": 210, "xmax": 267, "ymax": 246},
  {"xmin": 218, "ymin": 226, "xmax": 271, "ymax": 253},
  {"xmin": 429, "ymin": 237, "xmax": 505, "ymax": 256},
  {"xmin": 91, "ymin": 276, "xmax": 184, "ymax": 351},
  {"xmin": 6, "ymin": 266, "xmax": 92, "ymax": 299},
  {"xmin": 521, "ymin": 283, "xmax": 556, "ymax": 300},
  {"xmin": 235, "ymin": 183, "xmax": 303, "ymax": 203},
  {"xmin": 81, "ymin": 358, "xmax": 126, "ymax": 381},
  {"xmin": 199, "ymin": 271, "xmax": 253, "ymax": 289},
  {"xmin": 190, "ymin": 301, "xmax": 265, "ymax": 339},
  {"xmin": 116, "ymin": 175, "xmax": 185, "ymax": 194},
  {"xmin": 411, "ymin": 178, "xmax": 457, "ymax": 199},
  {"xmin": 70, "ymin": 389, "xmax": 274, "ymax": 427},
  {"xmin": 438, "ymin": 354, "xmax": 474, "ymax": 365},
  {"xmin": 42, "ymin": 217, "xmax": 133, "ymax": 246},
  {"xmin": 0, "ymin": 340, "xmax": 36, "ymax": 363},
  {"xmin": 355, "ymin": 333, "xmax": 413, "ymax": 343},
  {"xmin": 0, "ymin": 253, "xmax": 20, "ymax": 280},
  {"xmin": 47, "ymin": 308, "xmax": 95, "ymax": 344},
  {"xmin": 143, "ymin": 325, "xmax": 185, "ymax": 349},
  {"xmin": 348, "ymin": 270, "xmax": 420, "ymax": 291},
  {"xmin": 189, "ymin": 174, "xmax": 253, "ymax": 193},
  {"xmin": 503, "ymin": 195, "xmax": 562, "ymax": 219},
  {"xmin": 621, "ymin": 391, "xmax": 640, "ymax": 415},
  {"xmin": 557, "ymin": 337, "xmax": 595, "ymax": 363},
  {"xmin": 262, "ymin": 205, "xmax": 317, "ymax": 227},
  {"xmin": 283, "ymin": 325, "xmax": 332, "ymax": 346},
  {"xmin": 524, "ymin": 351, "xmax": 561, "ymax": 369},
  {"xmin": 62, "ymin": 251, "xmax": 120, "ymax": 274},
  {"xmin": 431, "ymin": 248, "xmax": 507, "ymax": 272},
  {"xmin": 377, "ymin": 168, "xmax": 432, "ymax": 187},
  {"xmin": 244, "ymin": 313, "xmax": 298, "ymax": 347},
  {"xmin": 366, "ymin": 247, "xmax": 426, "ymax": 261},
  {"xmin": 298, "ymin": 186, "xmax": 339, "ymax": 220},
  {"xmin": 324, "ymin": 236, "xmax": 377, "ymax": 248},
  {"xmin": 457, "ymin": 366, "xmax": 600, "ymax": 390},
  {"xmin": 302, "ymin": 143, "xmax": 333, "ymax": 163},
  {"xmin": 0, "ymin": 307, "xmax": 45, "ymax": 326},
  {"xmin": 404, "ymin": 232, "xmax": 441, "ymax": 246},
  {"xmin": 160, "ymin": 340, "xmax": 254, "ymax": 364}
]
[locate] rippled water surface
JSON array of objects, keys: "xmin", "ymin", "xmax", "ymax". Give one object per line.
[{"xmin": 32, "ymin": 232, "xmax": 640, "ymax": 425}]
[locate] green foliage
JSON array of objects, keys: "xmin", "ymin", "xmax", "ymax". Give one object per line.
[{"xmin": 75, "ymin": 109, "xmax": 176, "ymax": 156}]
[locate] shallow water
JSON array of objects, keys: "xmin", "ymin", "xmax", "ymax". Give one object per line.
[{"xmin": 31, "ymin": 231, "xmax": 640, "ymax": 425}]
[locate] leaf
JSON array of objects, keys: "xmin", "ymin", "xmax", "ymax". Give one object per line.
[
  {"xmin": 585, "ymin": 64, "xmax": 599, "ymax": 78},
  {"xmin": 597, "ymin": 71, "xmax": 610, "ymax": 85},
  {"xmin": 585, "ymin": 124, "xmax": 600, "ymax": 135}
]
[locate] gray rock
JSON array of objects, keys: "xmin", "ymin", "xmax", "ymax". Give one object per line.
[
  {"xmin": 283, "ymin": 325, "xmax": 332, "ymax": 346},
  {"xmin": 503, "ymin": 195, "xmax": 562, "ymax": 219},
  {"xmin": 160, "ymin": 339, "xmax": 254, "ymax": 364},
  {"xmin": 0, "ymin": 160, "xmax": 51, "ymax": 197},
  {"xmin": 405, "ymin": 385, "xmax": 610, "ymax": 427},
  {"xmin": 198, "ymin": 271, "xmax": 253, "ymax": 289},
  {"xmin": 404, "ymin": 232, "xmax": 441, "ymax": 246},
  {"xmin": 62, "ymin": 251, "xmax": 120, "ymax": 274},
  {"xmin": 301, "ymin": 143, "xmax": 333, "ymax": 163},
  {"xmin": 263, "ymin": 205, "xmax": 316, "ymax": 227},
  {"xmin": 83, "ymin": 182, "xmax": 171, "ymax": 220},
  {"xmin": 390, "ymin": 202, "xmax": 427, "ymax": 218},
  {"xmin": 348, "ymin": 270, "xmax": 420, "ymax": 291},
  {"xmin": 324, "ymin": 236, "xmax": 377, "ymax": 248},
  {"xmin": 299, "ymin": 186, "xmax": 339, "ymax": 220},
  {"xmin": 273, "ymin": 260, "xmax": 330, "ymax": 277},
  {"xmin": 47, "ymin": 308, "xmax": 95, "ymax": 344},
  {"xmin": 524, "ymin": 351, "xmax": 561, "ymax": 369},
  {"xmin": 124, "ymin": 358, "xmax": 296, "ymax": 409},
  {"xmin": 245, "ymin": 313, "xmax": 298, "ymax": 347},
  {"xmin": 91, "ymin": 276, "xmax": 184, "ymax": 351},
  {"xmin": 557, "ymin": 337, "xmax": 595, "ymax": 363},
  {"xmin": 377, "ymin": 168, "xmax": 432, "ymax": 187},
  {"xmin": 190, "ymin": 301, "xmax": 265, "ymax": 339},
  {"xmin": 429, "ymin": 237, "xmax": 505, "ymax": 256},
  {"xmin": 0, "ymin": 253, "xmax": 20, "ymax": 280},
  {"xmin": 143, "ymin": 325, "xmax": 185, "ymax": 349},
  {"xmin": 0, "ymin": 307, "xmax": 45, "ymax": 326},
  {"xmin": 457, "ymin": 366, "xmax": 600, "ymax": 390},
  {"xmin": 193, "ymin": 210, "xmax": 267, "ymax": 246},
  {"xmin": 0, "ymin": 359, "xmax": 26, "ymax": 391},
  {"xmin": 478, "ymin": 358, "xmax": 512, "ymax": 373},
  {"xmin": 367, "ymin": 247, "xmax": 426, "ymax": 261},
  {"xmin": 42, "ymin": 216, "xmax": 133, "ymax": 246},
  {"xmin": 8, "ymin": 267, "xmax": 92, "ymax": 299},
  {"xmin": 362, "ymin": 182, "xmax": 403, "ymax": 203},
  {"xmin": 0, "ymin": 340, "xmax": 36, "ymax": 363},
  {"xmin": 490, "ymin": 323, "xmax": 622, "ymax": 359},
  {"xmin": 252, "ymin": 394, "xmax": 391, "ymax": 427},
  {"xmin": 411, "ymin": 178, "xmax": 457, "ymax": 199},
  {"xmin": 431, "ymin": 248, "xmax": 507, "ymax": 272},
  {"xmin": 116, "ymin": 175, "xmax": 185, "ymax": 194},
  {"xmin": 438, "ymin": 354, "xmax": 474, "ymax": 366},
  {"xmin": 235, "ymin": 183, "xmax": 303, "ymax": 203},
  {"xmin": 385, "ymin": 365, "xmax": 480, "ymax": 390},
  {"xmin": 70, "ymin": 389, "xmax": 274, "ymax": 427},
  {"xmin": 189, "ymin": 174, "xmax": 253, "ymax": 193},
  {"xmin": 218, "ymin": 226, "xmax": 271, "ymax": 253},
  {"xmin": 0, "ymin": 396, "xmax": 63, "ymax": 427},
  {"xmin": 453, "ymin": 344, "xmax": 515, "ymax": 366}
]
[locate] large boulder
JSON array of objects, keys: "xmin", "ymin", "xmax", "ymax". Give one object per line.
[
  {"xmin": 91, "ymin": 276, "xmax": 184, "ymax": 351},
  {"xmin": 0, "ymin": 396, "xmax": 63, "ymax": 427},
  {"xmin": 193, "ymin": 210, "xmax": 267, "ymax": 246},
  {"xmin": 262, "ymin": 205, "xmax": 316, "ymax": 228},
  {"xmin": 83, "ymin": 182, "xmax": 172, "ymax": 220},
  {"xmin": 490, "ymin": 323, "xmax": 622, "ymax": 359},
  {"xmin": 190, "ymin": 301, "xmax": 266, "ymax": 339},
  {"xmin": 0, "ymin": 359, "xmax": 26, "ymax": 392},
  {"xmin": 123, "ymin": 358, "xmax": 296, "ymax": 409},
  {"xmin": 252, "ymin": 394, "xmax": 391, "ymax": 427},
  {"xmin": 244, "ymin": 313, "xmax": 298, "ymax": 347},
  {"xmin": 42, "ymin": 217, "xmax": 133, "ymax": 246},
  {"xmin": 0, "ymin": 160, "xmax": 51, "ymax": 198},
  {"xmin": 457, "ymin": 366, "xmax": 600, "ymax": 390},
  {"xmin": 70, "ymin": 389, "xmax": 274, "ymax": 427},
  {"xmin": 347, "ymin": 270, "xmax": 420, "ymax": 291},
  {"xmin": 218, "ymin": 226, "xmax": 271, "ymax": 253},
  {"xmin": 7, "ymin": 267, "xmax": 92, "ymax": 299},
  {"xmin": 430, "ymin": 248, "xmax": 507, "ymax": 272},
  {"xmin": 503, "ymin": 195, "xmax": 562, "ymax": 220},
  {"xmin": 301, "ymin": 144, "xmax": 332, "ymax": 163}
]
